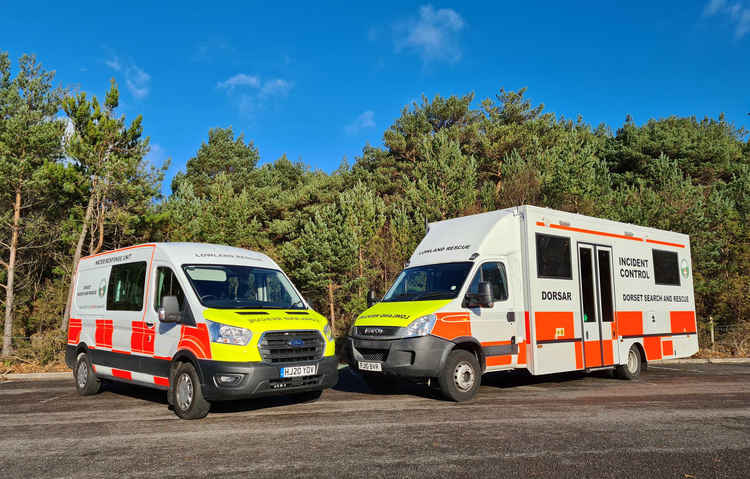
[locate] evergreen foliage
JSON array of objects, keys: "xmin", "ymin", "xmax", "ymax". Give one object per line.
[{"xmin": 1, "ymin": 50, "xmax": 748, "ymax": 360}]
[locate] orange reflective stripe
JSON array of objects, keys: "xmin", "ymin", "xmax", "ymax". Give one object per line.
[
  {"xmin": 549, "ymin": 223, "xmax": 643, "ymax": 242},
  {"xmin": 643, "ymin": 336, "xmax": 662, "ymax": 360},
  {"xmin": 670, "ymin": 311, "xmax": 696, "ymax": 334},
  {"xmin": 646, "ymin": 239, "xmax": 685, "ymax": 248},
  {"xmin": 662, "ymin": 340, "xmax": 674, "ymax": 356},
  {"xmin": 616, "ymin": 311, "xmax": 643, "ymax": 336},
  {"xmin": 574, "ymin": 341, "xmax": 583, "ymax": 369},
  {"xmin": 535, "ymin": 311, "xmax": 575, "ymax": 341},
  {"xmin": 431, "ymin": 312, "xmax": 471, "ymax": 341},
  {"xmin": 486, "ymin": 355, "xmax": 512, "ymax": 366}
]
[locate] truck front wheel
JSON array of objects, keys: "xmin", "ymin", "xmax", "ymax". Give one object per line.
[
  {"xmin": 172, "ymin": 362, "xmax": 211, "ymax": 419},
  {"xmin": 438, "ymin": 349, "xmax": 480, "ymax": 402}
]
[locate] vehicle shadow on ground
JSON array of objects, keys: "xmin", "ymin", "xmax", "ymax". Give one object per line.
[
  {"xmin": 101, "ymin": 378, "xmax": 322, "ymax": 414},
  {"xmin": 333, "ymin": 365, "xmax": 441, "ymax": 399},
  {"xmin": 102, "ymin": 379, "xmax": 169, "ymax": 405},
  {"xmin": 481, "ymin": 368, "xmax": 616, "ymax": 389}
]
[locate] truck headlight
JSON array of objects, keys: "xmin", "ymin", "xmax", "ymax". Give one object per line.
[
  {"xmin": 324, "ymin": 323, "xmax": 334, "ymax": 341},
  {"xmin": 206, "ymin": 320, "xmax": 252, "ymax": 346},
  {"xmin": 404, "ymin": 314, "xmax": 437, "ymax": 338}
]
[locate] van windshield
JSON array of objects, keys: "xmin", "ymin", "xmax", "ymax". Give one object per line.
[
  {"xmin": 182, "ymin": 264, "xmax": 305, "ymax": 310},
  {"xmin": 382, "ymin": 262, "xmax": 473, "ymax": 302}
]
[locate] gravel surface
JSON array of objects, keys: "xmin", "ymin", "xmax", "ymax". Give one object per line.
[{"xmin": 1, "ymin": 363, "xmax": 748, "ymax": 478}]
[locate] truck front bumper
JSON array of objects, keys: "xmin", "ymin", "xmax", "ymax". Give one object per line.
[
  {"xmin": 347, "ymin": 335, "xmax": 453, "ymax": 378},
  {"xmin": 197, "ymin": 355, "xmax": 339, "ymax": 401}
]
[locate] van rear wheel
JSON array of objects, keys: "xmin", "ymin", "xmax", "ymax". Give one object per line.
[
  {"xmin": 172, "ymin": 362, "xmax": 211, "ymax": 419},
  {"xmin": 615, "ymin": 345, "xmax": 642, "ymax": 380},
  {"xmin": 438, "ymin": 349, "xmax": 480, "ymax": 402},
  {"xmin": 74, "ymin": 352, "xmax": 102, "ymax": 396}
]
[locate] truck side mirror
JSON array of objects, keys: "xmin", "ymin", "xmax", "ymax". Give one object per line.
[
  {"xmin": 477, "ymin": 282, "xmax": 494, "ymax": 308},
  {"xmin": 159, "ymin": 296, "xmax": 182, "ymax": 323},
  {"xmin": 366, "ymin": 290, "xmax": 378, "ymax": 308},
  {"xmin": 465, "ymin": 282, "xmax": 494, "ymax": 309}
]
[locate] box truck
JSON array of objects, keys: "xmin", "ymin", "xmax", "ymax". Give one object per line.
[
  {"xmin": 66, "ymin": 243, "xmax": 337, "ymax": 418},
  {"xmin": 348, "ymin": 206, "xmax": 698, "ymax": 401}
]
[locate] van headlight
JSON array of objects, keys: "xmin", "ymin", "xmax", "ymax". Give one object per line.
[
  {"xmin": 324, "ymin": 323, "xmax": 334, "ymax": 341},
  {"xmin": 404, "ymin": 314, "xmax": 437, "ymax": 338},
  {"xmin": 206, "ymin": 320, "xmax": 252, "ymax": 346}
]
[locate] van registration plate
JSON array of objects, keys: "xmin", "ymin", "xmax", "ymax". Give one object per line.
[
  {"xmin": 280, "ymin": 365, "xmax": 317, "ymax": 378},
  {"xmin": 358, "ymin": 361, "xmax": 382, "ymax": 372}
]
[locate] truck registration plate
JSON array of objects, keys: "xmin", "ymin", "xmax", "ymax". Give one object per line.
[
  {"xmin": 358, "ymin": 361, "xmax": 382, "ymax": 372},
  {"xmin": 280, "ymin": 365, "xmax": 317, "ymax": 378}
]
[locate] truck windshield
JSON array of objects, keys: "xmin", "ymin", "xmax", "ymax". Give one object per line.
[
  {"xmin": 382, "ymin": 262, "xmax": 473, "ymax": 302},
  {"xmin": 182, "ymin": 264, "xmax": 305, "ymax": 309}
]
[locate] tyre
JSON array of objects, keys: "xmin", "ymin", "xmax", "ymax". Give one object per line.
[
  {"xmin": 172, "ymin": 362, "xmax": 211, "ymax": 419},
  {"xmin": 361, "ymin": 372, "xmax": 398, "ymax": 394},
  {"xmin": 74, "ymin": 352, "xmax": 102, "ymax": 396},
  {"xmin": 438, "ymin": 349, "xmax": 481, "ymax": 402},
  {"xmin": 615, "ymin": 345, "xmax": 642, "ymax": 380}
]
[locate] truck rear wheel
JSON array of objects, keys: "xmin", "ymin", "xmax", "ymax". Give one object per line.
[
  {"xmin": 172, "ymin": 362, "xmax": 211, "ymax": 419},
  {"xmin": 74, "ymin": 352, "xmax": 102, "ymax": 396},
  {"xmin": 438, "ymin": 349, "xmax": 480, "ymax": 402},
  {"xmin": 615, "ymin": 345, "xmax": 642, "ymax": 380}
]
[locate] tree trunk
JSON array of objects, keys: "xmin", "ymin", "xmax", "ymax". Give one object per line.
[
  {"xmin": 327, "ymin": 280, "xmax": 336, "ymax": 334},
  {"xmin": 2, "ymin": 188, "xmax": 22, "ymax": 357},
  {"xmin": 61, "ymin": 191, "xmax": 96, "ymax": 331}
]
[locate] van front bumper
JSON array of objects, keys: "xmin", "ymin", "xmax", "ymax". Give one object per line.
[
  {"xmin": 197, "ymin": 355, "xmax": 339, "ymax": 401},
  {"xmin": 347, "ymin": 335, "xmax": 453, "ymax": 378}
]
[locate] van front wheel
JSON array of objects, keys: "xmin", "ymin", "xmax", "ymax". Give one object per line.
[
  {"xmin": 172, "ymin": 362, "xmax": 211, "ymax": 419},
  {"xmin": 438, "ymin": 349, "xmax": 480, "ymax": 402},
  {"xmin": 74, "ymin": 352, "xmax": 102, "ymax": 396}
]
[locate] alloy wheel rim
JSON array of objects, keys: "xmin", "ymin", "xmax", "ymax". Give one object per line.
[
  {"xmin": 176, "ymin": 373, "xmax": 194, "ymax": 411},
  {"xmin": 453, "ymin": 361, "xmax": 475, "ymax": 392},
  {"xmin": 76, "ymin": 360, "xmax": 88, "ymax": 389}
]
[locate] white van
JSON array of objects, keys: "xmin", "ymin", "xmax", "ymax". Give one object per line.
[
  {"xmin": 66, "ymin": 243, "xmax": 337, "ymax": 419},
  {"xmin": 348, "ymin": 205, "xmax": 698, "ymax": 401}
]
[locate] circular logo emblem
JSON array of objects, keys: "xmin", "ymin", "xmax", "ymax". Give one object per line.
[
  {"xmin": 98, "ymin": 279, "xmax": 107, "ymax": 297},
  {"xmin": 680, "ymin": 259, "xmax": 690, "ymax": 279}
]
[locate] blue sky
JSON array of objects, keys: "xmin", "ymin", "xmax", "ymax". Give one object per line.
[{"xmin": 2, "ymin": 1, "xmax": 749, "ymax": 195}]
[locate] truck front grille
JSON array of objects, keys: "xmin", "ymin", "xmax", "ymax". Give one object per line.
[
  {"xmin": 259, "ymin": 330, "xmax": 324, "ymax": 364},
  {"xmin": 357, "ymin": 348, "xmax": 388, "ymax": 362}
]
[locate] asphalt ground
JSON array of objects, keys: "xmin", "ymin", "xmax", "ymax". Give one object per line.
[{"xmin": 1, "ymin": 362, "xmax": 749, "ymax": 478}]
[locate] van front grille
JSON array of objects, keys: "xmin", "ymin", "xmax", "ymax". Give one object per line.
[
  {"xmin": 357, "ymin": 348, "xmax": 388, "ymax": 362},
  {"xmin": 259, "ymin": 330, "xmax": 324, "ymax": 364}
]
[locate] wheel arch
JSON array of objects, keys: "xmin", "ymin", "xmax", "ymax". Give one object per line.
[{"xmin": 450, "ymin": 337, "xmax": 486, "ymax": 372}]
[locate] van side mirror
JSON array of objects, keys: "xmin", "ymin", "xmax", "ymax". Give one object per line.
[
  {"xmin": 366, "ymin": 290, "xmax": 378, "ymax": 308},
  {"xmin": 465, "ymin": 282, "xmax": 494, "ymax": 309},
  {"xmin": 159, "ymin": 296, "xmax": 181, "ymax": 323}
]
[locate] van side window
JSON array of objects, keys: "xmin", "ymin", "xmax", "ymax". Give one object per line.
[
  {"xmin": 107, "ymin": 262, "xmax": 147, "ymax": 311},
  {"xmin": 536, "ymin": 233, "xmax": 572, "ymax": 279},
  {"xmin": 155, "ymin": 267, "xmax": 186, "ymax": 311},
  {"xmin": 468, "ymin": 262, "xmax": 508, "ymax": 301},
  {"xmin": 653, "ymin": 249, "xmax": 680, "ymax": 286}
]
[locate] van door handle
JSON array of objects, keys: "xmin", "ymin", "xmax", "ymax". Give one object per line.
[
  {"xmin": 506, "ymin": 312, "xmax": 515, "ymax": 322},
  {"xmin": 146, "ymin": 321, "xmax": 155, "ymax": 328}
]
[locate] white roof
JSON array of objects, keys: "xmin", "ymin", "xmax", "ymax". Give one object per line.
[
  {"xmin": 409, "ymin": 209, "xmax": 516, "ymax": 267},
  {"xmin": 82, "ymin": 243, "xmax": 281, "ymax": 270}
]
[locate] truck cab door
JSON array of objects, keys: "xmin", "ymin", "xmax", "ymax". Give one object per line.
[{"xmin": 465, "ymin": 261, "xmax": 522, "ymax": 368}]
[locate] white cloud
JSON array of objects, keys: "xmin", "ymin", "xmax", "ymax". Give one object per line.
[
  {"xmin": 217, "ymin": 73, "xmax": 260, "ymax": 90},
  {"xmin": 125, "ymin": 64, "xmax": 151, "ymax": 99},
  {"xmin": 703, "ymin": 0, "xmax": 750, "ymax": 39},
  {"xmin": 105, "ymin": 56, "xmax": 121, "ymax": 71},
  {"xmin": 394, "ymin": 5, "xmax": 466, "ymax": 63},
  {"xmin": 345, "ymin": 110, "xmax": 375, "ymax": 134},
  {"xmin": 103, "ymin": 51, "xmax": 151, "ymax": 100},
  {"xmin": 260, "ymin": 78, "xmax": 293, "ymax": 97},
  {"xmin": 217, "ymin": 74, "xmax": 294, "ymax": 115}
]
